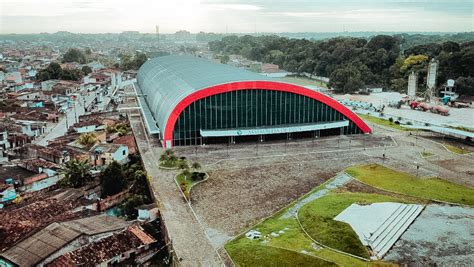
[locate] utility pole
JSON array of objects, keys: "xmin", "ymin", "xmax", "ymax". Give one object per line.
[{"xmin": 74, "ymin": 101, "xmax": 78, "ymax": 123}]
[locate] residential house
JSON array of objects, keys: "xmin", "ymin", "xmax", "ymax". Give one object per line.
[
  {"xmin": 0, "ymin": 127, "xmax": 10, "ymax": 162},
  {"xmin": 47, "ymin": 222, "xmax": 164, "ymax": 266},
  {"xmin": 41, "ymin": 80, "xmax": 58, "ymax": 91},
  {"xmin": 90, "ymin": 143, "xmax": 129, "ymax": 166},
  {"xmin": 0, "ymin": 215, "xmax": 130, "ymax": 267},
  {"xmin": 113, "ymin": 134, "xmax": 137, "ymax": 155},
  {"xmin": 72, "ymin": 119, "xmax": 103, "ymax": 133},
  {"xmin": 52, "ymin": 81, "xmax": 81, "ymax": 96},
  {"xmin": 137, "ymin": 204, "xmax": 159, "ymax": 222}
]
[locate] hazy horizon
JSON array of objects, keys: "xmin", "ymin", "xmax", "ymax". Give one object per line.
[{"xmin": 1, "ymin": 0, "xmax": 473, "ymax": 34}]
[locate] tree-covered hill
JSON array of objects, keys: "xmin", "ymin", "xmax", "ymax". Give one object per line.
[{"xmin": 209, "ymin": 33, "xmax": 474, "ymax": 95}]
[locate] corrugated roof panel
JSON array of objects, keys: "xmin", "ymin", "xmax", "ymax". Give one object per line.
[{"xmin": 137, "ymin": 55, "xmax": 273, "ymax": 138}]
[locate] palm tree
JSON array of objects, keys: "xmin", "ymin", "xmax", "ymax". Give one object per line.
[
  {"xmin": 191, "ymin": 162, "xmax": 201, "ymax": 171},
  {"xmin": 159, "ymin": 154, "xmax": 167, "ymax": 162},
  {"xmin": 182, "ymin": 169, "xmax": 191, "ymax": 180},
  {"xmin": 168, "ymin": 154, "xmax": 178, "ymax": 163},
  {"xmin": 178, "ymin": 160, "xmax": 189, "ymax": 171},
  {"xmin": 165, "ymin": 149, "xmax": 175, "ymax": 157},
  {"xmin": 60, "ymin": 159, "xmax": 92, "ymax": 188},
  {"xmin": 77, "ymin": 132, "xmax": 97, "ymax": 148}
]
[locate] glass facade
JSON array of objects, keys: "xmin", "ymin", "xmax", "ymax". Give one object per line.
[{"xmin": 173, "ymin": 89, "xmax": 361, "ymax": 146}]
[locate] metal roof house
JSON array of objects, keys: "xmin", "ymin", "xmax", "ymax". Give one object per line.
[{"xmin": 136, "ymin": 55, "xmax": 371, "ymax": 148}]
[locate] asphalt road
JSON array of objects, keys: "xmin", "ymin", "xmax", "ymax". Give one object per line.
[{"xmin": 35, "ymin": 89, "xmax": 109, "ymax": 146}]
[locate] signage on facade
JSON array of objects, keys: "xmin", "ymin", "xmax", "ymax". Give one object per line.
[{"xmin": 200, "ymin": 120, "xmax": 349, "ymax": 137}]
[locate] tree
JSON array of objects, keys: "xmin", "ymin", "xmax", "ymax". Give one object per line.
[
  {"xmin": 182, "ymin": 169, "xmax": 191, "ymax": 180},
  {"xmin": 130, "ymin": 170, "xmax": 152, "ymax": 203},
  {"xmin": 36, "ymin": 62, "xmax": 83, "ymax": 82},
  {"xmin": 178, "ymin": 160, "xmax": 189, "ymax": 171},
  {"xmin": 100, "ymin": 161, "xmax": 127, "ymax": 197},
  {"xmin": 120, "ymin": 194, "xmax": 145, "ymax": 220},
  {"xmin": 119, "ymin": 52, "xmax": 148, "ymax": 70},
  {"xmin": 81, "ymin": 65, "xmax": 92, "ymax": 75},
  {"xmin": 165, "ymin": 149, "xmax": 175, "ymax": 157},
  {"xmin": 159, "ymin": 154, "xmax": 167, "ymax": 162},
  {"xmin": 454, "ymin": 77, "xmax": 474, "ymax": 96},
  {"xmin": 63, "ymin": 48, "xmax": 86, "ymax": 63},
  {"xmin": 59, "ymin": 159, "xmax": 93, "ymax": 188},
  {"xmin": 36, "ymin": 62, "xmax": 63, "ymax": 81},
  {"xmin": 77, "ymin": 133, "xmax": 97, "ymax": 148},
  {"xmin": 191, "ymin": 162, "xmax": 201, "ymax": 171},
  {"xmin": 60, "ymin": 68, "xmax": 83, "ymax": 81},
  {"xmin": 330, "ymin": 64, "xmax": 364, "ymax": 93}
]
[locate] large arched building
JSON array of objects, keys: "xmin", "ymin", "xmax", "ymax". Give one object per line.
[{"xmin": 136, "ymin": 55, "xmax": 371, "ymax": 148}]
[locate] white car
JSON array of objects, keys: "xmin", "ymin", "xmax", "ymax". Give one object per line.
[{"xmin": 245, "ymin": 230, "xmax": 262, "ymax": 240}]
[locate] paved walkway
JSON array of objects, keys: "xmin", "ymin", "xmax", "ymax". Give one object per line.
[
  {"xmin": 129, "ymin": 112, "xmax": 223, "ymax": 266},
  {"xmin": 282, "ymin": 173, "xmax": 352, "ymax": 219}
]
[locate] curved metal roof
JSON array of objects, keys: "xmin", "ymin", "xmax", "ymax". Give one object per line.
[{"xmin": 137, "ymin": 55, "xmax": 273, "ymax": 136}]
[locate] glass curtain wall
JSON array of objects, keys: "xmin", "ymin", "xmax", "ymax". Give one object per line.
[{"xmin": 173, "ymin": 89, "xmax": 361, "ymax": 146}]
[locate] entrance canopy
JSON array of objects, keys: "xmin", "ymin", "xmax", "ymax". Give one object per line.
[{"xmin": 200, "ymin": 120, "xmax": 349, "ymax": 137}]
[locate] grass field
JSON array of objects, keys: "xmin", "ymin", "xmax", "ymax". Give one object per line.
[
  {"xmin": 226, "ymin": 242, "xmax": 336, "ymax": 267},
  {"xmin": 225, "ymin": 179, "xmax": 398, "ymax": 266},
  {"xmin": 346, "ymin": 164, "xmax": 474, "ymax": 206},
  {"xmin": 279, "ymin": 76, "xmax": 328, "ymax": 88},
  {"xmin": 298, "ymin": 192, "xmax": 410, "ymax": 259},
  {"xmin": 358, "ymin": 114, "xmax": 410, "ymax": 131},
  {"xmin": 443, "ymin": 143, "xmax": 471, "ymax": 155},
  {"xmin": 420, "ymin": 151, "xmax": 435, "ymax": 158}
]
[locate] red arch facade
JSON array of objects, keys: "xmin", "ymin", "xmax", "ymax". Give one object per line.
[{"xmin": 163, "ymin": 81, "xmax": 371, "ymax": 148}]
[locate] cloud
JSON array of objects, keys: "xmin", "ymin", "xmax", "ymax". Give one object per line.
[
  {"xmin": 206, "ymin": 4, "xmax": 262, "ymax": 11},
  {"xmin": 0, "ymin": 0, "xmax": 472, "ymax": 33}
]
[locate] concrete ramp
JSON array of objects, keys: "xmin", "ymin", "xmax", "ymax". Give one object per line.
[{"xmin": 334, "ymin": 202, "xmax": 424, "ymax": 259}]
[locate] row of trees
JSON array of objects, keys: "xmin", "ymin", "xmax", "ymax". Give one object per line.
[{"xmin": 209, "ymin": 35, "xmax": 474, "ymax": 95}]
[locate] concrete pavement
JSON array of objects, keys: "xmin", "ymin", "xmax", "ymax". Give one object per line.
[{"xmin": 129, "ymin": 114, "xmax": 224, "ymax": 266}]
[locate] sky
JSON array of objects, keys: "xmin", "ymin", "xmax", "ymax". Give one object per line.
[{"xmin": 0, "ymin": 0, "xmax": 472, "ymax": 34}]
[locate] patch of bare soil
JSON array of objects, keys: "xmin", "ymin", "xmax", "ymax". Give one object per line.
[{"xmin": 190, "ymin": 163, "xmax": 336, "ymax": 236}]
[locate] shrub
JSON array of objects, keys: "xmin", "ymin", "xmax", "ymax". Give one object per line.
[
  {"xmin": 406, "ymin": 121, "xmax": 413, "ymax": 125},
  {"xmin": 388, "ymin": 117, "xmax": 394, "ymax": 123}
]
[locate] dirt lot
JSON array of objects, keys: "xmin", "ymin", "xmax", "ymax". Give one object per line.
[
  {"xmin": 171, "ymin": 119, "xmax": 474, "ymax": 254},
  {"xmin": 183, "ymin": 135, "xmax": 394, "ymax": 247}
]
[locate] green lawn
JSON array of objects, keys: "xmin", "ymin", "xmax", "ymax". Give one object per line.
[
  {"xmin": 226, "ymin": 242, "xmax": 335, "ymax": 267},
  {"xmin": 279, "ymin": 76, "xmax": 328, "ymax": 88},
  {"xmin": 226, "ymin": 179, "xmax": 398, "ymax": 267},
  {"xmin": 346, "ymin": 164, "xmax": 474, "ymax": 206},
  {"xmin": 175, "ymin": 172, "xmax": 207, "ymax": 198},
  {"xmin": 358, "ymin": 114, "xmax": 410, "ymax": 131},
  {"xmin": 298, "ymin": 192, "xmax": 409, "ymax": 259},
  {"xmin": 443, "ymin": 143, "xmax": 471, "ymax": 155},
  {"xmin": 421, "ymin": 151, "xmax": 435, "ymax": 158}
]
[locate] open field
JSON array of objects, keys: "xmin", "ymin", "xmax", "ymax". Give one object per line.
[
  {"xmin": 346, "ymin": 164, "xmax": 474, "ymax": 206},
  {"xmin": 224, "ymin": 178, "xmax": 384, "ymax": 267},
  {"xmin": 167, "ymin": 116, "xmax": 474, "ymax": 264},
  {"xmin": 337, "ymin": 92, "xmax": 474, "ymax": 128},
  {"xmin": 224, "ymin": 163, "xmax": 474, "ymax": 266},
  {"xmin": 358, "ymin": 114, "xmax": 411, "ymax": 131},
  {"xmin": 279, "ymin": 76, "xmax": 328, "ymax": 88},
  {"xmin": 298, "ymin": 192, "xmax": 412, "ymax": 258}
]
